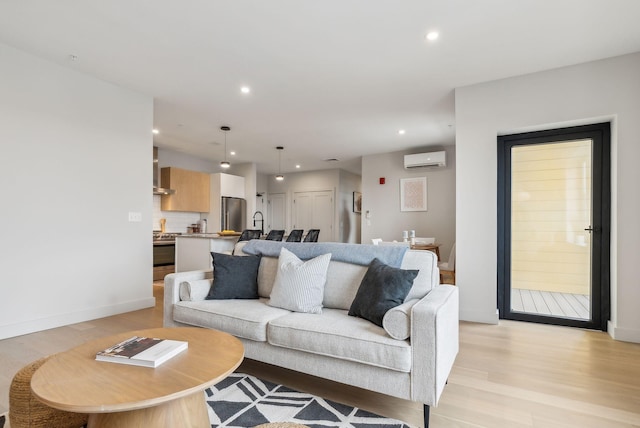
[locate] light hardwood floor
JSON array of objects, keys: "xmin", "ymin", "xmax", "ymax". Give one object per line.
[{"xmin": 1, "ymin": 285, "xmax": 639, "ymax": 427}]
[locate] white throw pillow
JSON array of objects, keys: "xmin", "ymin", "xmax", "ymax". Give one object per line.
[{"xmin": 268, "ymin": 247, "xmax": 331, "ymax": 314}]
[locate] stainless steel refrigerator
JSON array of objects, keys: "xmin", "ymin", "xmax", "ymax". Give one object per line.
[{"xmin": 221, "ymin": 197, "xmax": 246, "ymax": 231}]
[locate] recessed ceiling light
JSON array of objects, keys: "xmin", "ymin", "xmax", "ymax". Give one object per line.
[
  {"xmin": 230, "ymin": 151, "xmax": 236, "ymax": 156},
  {"xmin": 152, "ymin": 129, "xmax": 159, "ymax": 134},
  {"xmin": 426, "ymin": 31, "xmax": 439, "ymax": 41},
  {"xmin": 398, "ymin": 129, "xmax": 406, "ymax": 135},
  {"xmin": 240, "ymin": 86, "xmax": 251, "ymax": 94},
  {"xmin": 295, "ymin": 164, "xmax": 301, "ymax": 169}
]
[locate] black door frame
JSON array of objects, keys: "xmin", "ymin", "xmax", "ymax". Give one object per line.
[{"xmin": 497, "ymin": 123, "xmax": 610, "ymax": 331}]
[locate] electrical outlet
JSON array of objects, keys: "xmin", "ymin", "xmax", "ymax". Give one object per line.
[{"xmin": 128, "ymin": 212, "xmax": 142, "ymax": 222}]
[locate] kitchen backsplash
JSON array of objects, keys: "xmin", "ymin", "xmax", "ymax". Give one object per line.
[{"xmin": 153, "ymin": 195, "xmax": 202, "ymax": 233}]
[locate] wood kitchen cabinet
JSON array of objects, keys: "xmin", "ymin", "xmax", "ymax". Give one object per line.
[{"xmin": 160, "ymin": 167, "xmax": 210, "ymax": 212}]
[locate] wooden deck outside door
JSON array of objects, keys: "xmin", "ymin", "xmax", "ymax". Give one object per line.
[{"xmin": 497, "ymin": 123, "xmax": 610, "ymax": 330}]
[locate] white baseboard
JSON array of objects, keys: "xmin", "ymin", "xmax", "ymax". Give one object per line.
[
  {"xmin": 460, "ymin": 308, "xmax": 500, "ymax": 325},
  {"xmin": 607, "ymin": 320, "xmax": 640, "ymax": 343},
  {"xmin": 0, "ymin": 297, "xmax": 155, "ymax": 341}
]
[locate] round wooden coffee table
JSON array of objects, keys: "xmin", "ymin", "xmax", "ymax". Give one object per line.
[{"xmin": 31, "ymin": 327, "xmax": 244, "ymax": 428}]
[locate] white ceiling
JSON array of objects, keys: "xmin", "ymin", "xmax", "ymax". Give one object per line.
[{"xmin": 2, "ymin": 1, "xmax": 640, "ymax": 175}]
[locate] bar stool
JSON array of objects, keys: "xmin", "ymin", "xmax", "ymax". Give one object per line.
[
  {"xmin": 286, "ymin": 229, "xmax": 304, "ymax": 242},
  {"xmin": 265, "ymin": 230, "xmax": 285, "ymax": 241}
]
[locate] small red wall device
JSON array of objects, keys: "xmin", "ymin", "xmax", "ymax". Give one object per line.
[{"xmin": 379, "ymin": 177, "xmax": 385, "ymax": 185}]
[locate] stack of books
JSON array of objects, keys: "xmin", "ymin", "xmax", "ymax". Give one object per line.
[{"xmin": 96, "ymin": 336, "xmax": 188, "ymax": 368}]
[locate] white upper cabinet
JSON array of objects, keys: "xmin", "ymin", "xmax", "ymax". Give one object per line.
[{"xmin": 218, "ymin": 173, "xmax": 245, "ymax": 198}]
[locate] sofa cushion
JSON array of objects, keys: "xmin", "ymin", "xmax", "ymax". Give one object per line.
[
  {"xmin": 255, "ymin": 248, "xmax": 438, "ymax": 309},
  {"xmin": 173, "ymin": 298, "xmax": 290, "ymax": 341},
  {"xmin": 348, "ymin": 258, "xmax": 418, "ymax": 327},
  {"xmin": 257, "ymin": 257, "xmax": 279, "ymax": 298},
  {"xmin": 207, "ymin": 252, "xmax": 261, "ymax": 300},
  {"xmin": 268, "ymin": 248, "xmax": 331, "ymax": 314},
  {"xmin": 232, "ymin": 240, "xmax": 249, "ymax": 255},
  {"xmin": 382, "ymin": 298, "xmax": 420, "ymax": 340},
  {"xmin": 267, "ymin": 308, "xmax": 411, "ymax": 372},
  {"xmin": 401, "ymin": 250, "xmax": 438, "ymax": 301},
  {"xmin": 257, "ymin": 257, "xmax": 367, "ymax": 310},
  {"xmin": 322, "ymin": 261, "xmax": 368, "ymax": 310}
]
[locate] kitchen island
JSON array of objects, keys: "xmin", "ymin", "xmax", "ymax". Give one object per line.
[{"xmin": 175, "ymin": 234, "xmax": 238, "ymax": 272}]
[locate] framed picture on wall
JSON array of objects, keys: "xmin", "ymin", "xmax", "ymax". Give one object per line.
[
  {"xmin": 400, "ymin": 177, "xmax": 427, "ymax": 211},
  {"xmin": 353, "ymin": 191, "xmax": 362, "ymax": 213}
]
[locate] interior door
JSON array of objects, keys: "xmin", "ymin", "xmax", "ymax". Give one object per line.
[
  {"xmin": 293, "ymin": 190, "xmax": 334, "ymax": 242},
  {"xmin": 268, "ymin": 193, "xmax": 286, "ymax": 231},
  {"xmin": 497, "ymin": 123, "xmax": 610, "ymax": 330}
]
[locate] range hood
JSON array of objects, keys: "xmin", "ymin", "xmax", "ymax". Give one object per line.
[{"xmin": 153, "ymin": 147, "xmax": 176, "ymax": 195}]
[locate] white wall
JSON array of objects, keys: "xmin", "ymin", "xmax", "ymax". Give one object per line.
[
  {"xmin": 361, "ymin": 146, "xmax": 456, "ymax": 258},
  {"xmin": 0, "ymin": 43, "xmax": 154, "ymax": 339},
  {"xmin": 455, "ymin": 52, "xmax": 640, "ymax": 342}
]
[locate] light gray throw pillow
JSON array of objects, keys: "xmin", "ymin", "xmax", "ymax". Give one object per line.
[
  {"xmin": 382, "ymin": 298, "xmax": 420, "ymax": 340},
  {"xmin": 179, "ymin": 279, "xmax": 212, "ymax": 301},
  {"xmin": 268, "ymin": 247, "xmax": 331, "ymax": 314}
]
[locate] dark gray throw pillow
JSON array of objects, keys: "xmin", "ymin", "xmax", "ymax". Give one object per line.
[
  {"xmin": 206, "ymin": 252, "xmax": 261, "ymax": 299},
  {"xmin": 348, "ymin": 258, "xmax": 418, "ymax": 327}
]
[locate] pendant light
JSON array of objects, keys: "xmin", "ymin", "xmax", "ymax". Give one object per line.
[
  {"xmin": 275, "ymin": 146, "xmax": 284, "ymax": 181},
  {"xmin": 220, "ymin": 126, "xmax": 231, "ymax": 169}
]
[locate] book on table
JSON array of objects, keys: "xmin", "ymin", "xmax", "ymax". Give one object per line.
[{"xmin": 95, "ymin": 336, "xmax": 188, "ymax": 368}]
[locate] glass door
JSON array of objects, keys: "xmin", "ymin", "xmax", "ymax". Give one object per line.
[{"xmin": 498, "ymin": 123, "xmax": 610, "ymax": 330}]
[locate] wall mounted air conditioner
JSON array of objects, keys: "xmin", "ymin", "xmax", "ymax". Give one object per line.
[{"xmin": 404, "ymin": 151, "xmax": 446, "ymax": 169}]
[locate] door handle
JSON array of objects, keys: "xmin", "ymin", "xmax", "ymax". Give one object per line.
[{"xmin": 584, "ymin": 226, "xmax": 600, "ymax": 233}]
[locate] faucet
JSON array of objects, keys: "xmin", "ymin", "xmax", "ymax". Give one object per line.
[{"xmin": 252, "ymin": 211, "xmax": 264, "ymax": 235}]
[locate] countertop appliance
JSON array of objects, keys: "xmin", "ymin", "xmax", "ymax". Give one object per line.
[{"xmin": 221, "ymin": 197, "xmax": 246, "ymax": 232}]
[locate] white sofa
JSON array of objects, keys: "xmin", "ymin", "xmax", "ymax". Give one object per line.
[{"xmin": 163, "ymin": 241, "xmax": 459, "ymax": 427}]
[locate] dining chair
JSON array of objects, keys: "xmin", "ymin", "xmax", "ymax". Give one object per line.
[
  {"xmin": 286, "ymin": 229, "xmax": 304, "ymax": 242},
  {"xmin": 438, "ymin": 243, "xmax": 456, "ymax": 284},
  {"xmin": 303, "ymin": 229, "xmax": 320, "ymax": 242},
  {"xmin": 265, "ymin": 230, "xmax": 285, "ymax": 241}
]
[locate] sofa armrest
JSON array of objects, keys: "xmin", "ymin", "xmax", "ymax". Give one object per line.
[
  {"xmin": 410, "ymin": 284, "xmax": 459, "ymax": 406},
  {"xmin": 163, "ymin": 269, "xmax": 212, "ymax": 327}
]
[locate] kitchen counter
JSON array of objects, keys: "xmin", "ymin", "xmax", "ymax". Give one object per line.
[
  {"xmin": 179, "ymin": 233, "xmax": 239, "ymax": 239},
  {"xmin": 175, "ymin": 235, "xmax": 238, "ymax": 272}
]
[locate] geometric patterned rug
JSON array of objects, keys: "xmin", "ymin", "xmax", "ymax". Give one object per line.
[{"xmin": 205, "ymin": 373, "xmax": 413, "ymax": 427}]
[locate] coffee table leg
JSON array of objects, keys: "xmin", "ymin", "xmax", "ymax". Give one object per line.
[{"xmin": 87, "ymin": 391, "xmax": 209, "ymax": 427}]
